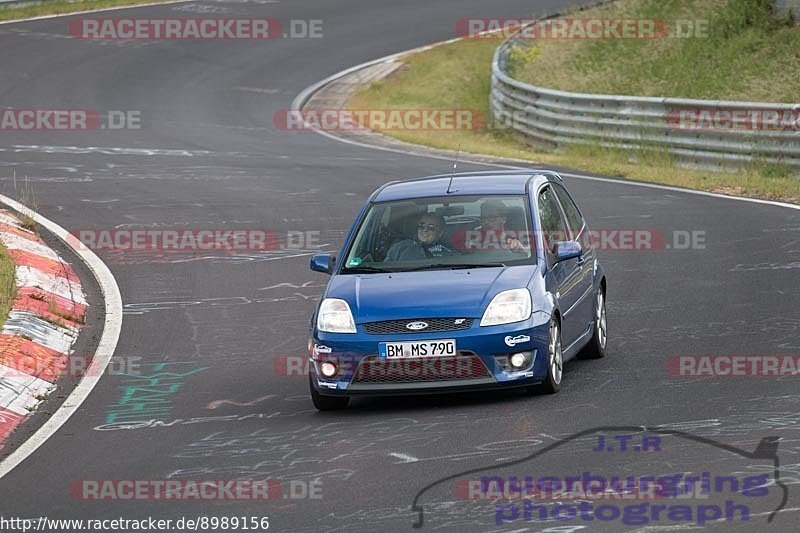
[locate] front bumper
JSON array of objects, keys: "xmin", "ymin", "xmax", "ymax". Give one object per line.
[{"xmin": 309, "ymin": 313, "xmax": 551, "ymax": 397}]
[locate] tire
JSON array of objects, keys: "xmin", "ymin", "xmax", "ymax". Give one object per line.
[
  {"xmin": 530, "ymin": 318, "xmax": 563, "ymax": 394},
  {"xmin": 309, "ymin": 375, "xmax": 349, "ymax": 410},
  {"xmin": 578, "ymin": 287, "xmax": 607, "ymax": 360}
]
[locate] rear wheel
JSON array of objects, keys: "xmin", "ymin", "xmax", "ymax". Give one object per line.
[
  {"xmin": 578, "ymin": 287, "xmax": 607, "ymax": 359},
  {"xmin": 530, "ymin": 318, "xmax": 562, "ymax": 394},
  {"xmin": 309, "ymin": 375, "xmax": 349, "ymax": 410}
]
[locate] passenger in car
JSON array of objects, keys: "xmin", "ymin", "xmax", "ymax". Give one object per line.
[
  {"xmin": 384, "ymin": 213, "xmax": 455, "ymax": 261},
  {"xmin": 451, "ymin": 200, "xmax": 527, "ymax": 252}
]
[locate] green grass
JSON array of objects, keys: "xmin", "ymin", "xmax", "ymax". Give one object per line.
[
  {"xmin": 510, "ymin": 0, "xmax": 800, "ymax": 102},
  {"xmin": 9, "ymin": 173, "xmax": 39, "ymax": 234},
  {"xmin": 0, "ymin": 0, "xmax": 174, "ymax": 22},
  {"xmin": 0, "ymin": 240, "xmax": 16, "ymax": 327},
  {"xmin": 349, "ymin": 7, "xmax": 800, "ymax": 204}
]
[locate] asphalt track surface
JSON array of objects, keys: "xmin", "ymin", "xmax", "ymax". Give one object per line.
[{"xmin": 1, "ymin": 1, "xmax": 799, "ymax": 531}]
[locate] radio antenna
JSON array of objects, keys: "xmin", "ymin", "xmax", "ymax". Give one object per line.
[{"xmin": 447, "ymin": 144, "xmax": 461, "ymax": 194}]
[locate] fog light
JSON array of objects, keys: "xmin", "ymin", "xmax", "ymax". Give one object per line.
[
  {"xmin": 320, "ymin": 362, "xmax": 337, "ymax": 377},
  {"xmin": 510, "ymin": 353, "xmax": 527, "ymax": 368}
]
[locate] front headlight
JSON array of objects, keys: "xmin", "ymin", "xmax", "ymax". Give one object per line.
[
  {"xmin": 317, "ymin": 298, "xmax": 357, "ymax": 333},
  {"xmin": 480, "ymin": 289, "xmax": 532, "ymax": 326}
]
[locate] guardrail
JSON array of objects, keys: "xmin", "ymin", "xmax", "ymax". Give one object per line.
[{"xmin": 490, "ymin": 37, "xmax": 800, "ymax": 171}]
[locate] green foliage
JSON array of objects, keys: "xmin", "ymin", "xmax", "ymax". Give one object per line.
[{"xmin": 511, "ymin": 0, "xmax": 800, "ymax": 102}]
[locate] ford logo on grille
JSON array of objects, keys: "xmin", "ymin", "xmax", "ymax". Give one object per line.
[{"xmin": 406, "ymin": 321, "xmax": 429, "ymax": 331}]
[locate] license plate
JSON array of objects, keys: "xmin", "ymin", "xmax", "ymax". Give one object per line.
[{"xmin": 379, "ymin": 339, "xmax": 457, "ymax": 359}]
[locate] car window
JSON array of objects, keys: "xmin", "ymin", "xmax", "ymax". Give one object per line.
[
  {"xmin": 537, "ymin": 186, "xmax": 569, "ymax": 254},
  {"xmin": 552, "ymin": 183, "xmax": 585, "ymax": 239},
  {"xmin": 340, "ymin": 195, "xmax": 536, "ymax": 273}
]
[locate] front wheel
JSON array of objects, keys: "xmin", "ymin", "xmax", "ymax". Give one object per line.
[
  {"xmin": 309, "ymin": 375, "xmax": 349, "ymax": 410},
  {"xmin": 578, "ymin": 287, "xmax": 607, "ymax": 359},
  {"xmin": 530, "ymin": 318, "xmax": 562, "ymax": 394}
]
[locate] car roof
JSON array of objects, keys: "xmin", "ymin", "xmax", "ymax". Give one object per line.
[{"xmin": 371, "ymin": 170, "xmax": 561, "ymax": 202}]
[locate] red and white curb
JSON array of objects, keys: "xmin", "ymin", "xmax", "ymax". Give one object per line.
[{"xmin": 0, "ymin": 210, "xmax": 87, "ymax": 449}]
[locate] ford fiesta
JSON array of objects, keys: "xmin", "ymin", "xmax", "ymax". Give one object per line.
[{"xmin": 307, "ymin": 170, "xmax": 607, "ymax": 410}]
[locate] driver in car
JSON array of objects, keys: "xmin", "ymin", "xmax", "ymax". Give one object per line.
[{"xmin": 384, "ymin": 213, "xmax": 455, "ymax": 261}]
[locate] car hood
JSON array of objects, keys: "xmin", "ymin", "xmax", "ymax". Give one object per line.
[{"xmin": 325, "ymin": 266, "xmax": 537, "ymax": 323}]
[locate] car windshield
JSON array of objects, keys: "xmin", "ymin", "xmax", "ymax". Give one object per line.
[{"xmin": 341, "ymin": 195, "xmax": 536, "ymax": 273}]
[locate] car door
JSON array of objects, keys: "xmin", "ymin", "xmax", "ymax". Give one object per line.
[
  {"xmin": 537, "ymin": 185, "xmax": 583, "ymax": 347},
  {"xmin": 552, "ymin": 182, "xmax": 595, "ymax": 337}
]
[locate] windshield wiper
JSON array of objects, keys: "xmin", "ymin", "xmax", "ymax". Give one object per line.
[
  {"xmin": 399, "ymin": 263, "xmax": 506, "ymax": 272},
  {"xmin": 341, "ymin": 266, "xmax": 394, "ymax": 274}
]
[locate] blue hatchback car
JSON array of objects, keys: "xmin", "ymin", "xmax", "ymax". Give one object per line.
[{"xmin": 308, "ymin": 170, "xmax": 607, "ymax": 410}]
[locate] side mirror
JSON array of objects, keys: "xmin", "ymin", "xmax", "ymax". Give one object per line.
[
  {"xmin": 310, "ymin": 253, "xmax": 335, "ymax": 274},
  {"xmin": 554, "ymin": 241, "xmax": 582, "ymax": 262}
]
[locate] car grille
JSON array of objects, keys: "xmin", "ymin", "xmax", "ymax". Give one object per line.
[
  {"xmin": 362, "ymin": 318, "xmax": 473, "ymax": 334},
  {"xmin": 350, "ymin": 353, "xmax": 491, "ymax": 384}
]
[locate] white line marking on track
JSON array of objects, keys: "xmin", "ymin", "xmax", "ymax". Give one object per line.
[
  {"xmin": 388, "ymin": 452, "xmax": 419, "ymax": 463},
  {"xmin": 0, "ymin": 194, "xmax": 122, "ymax": 481}
]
